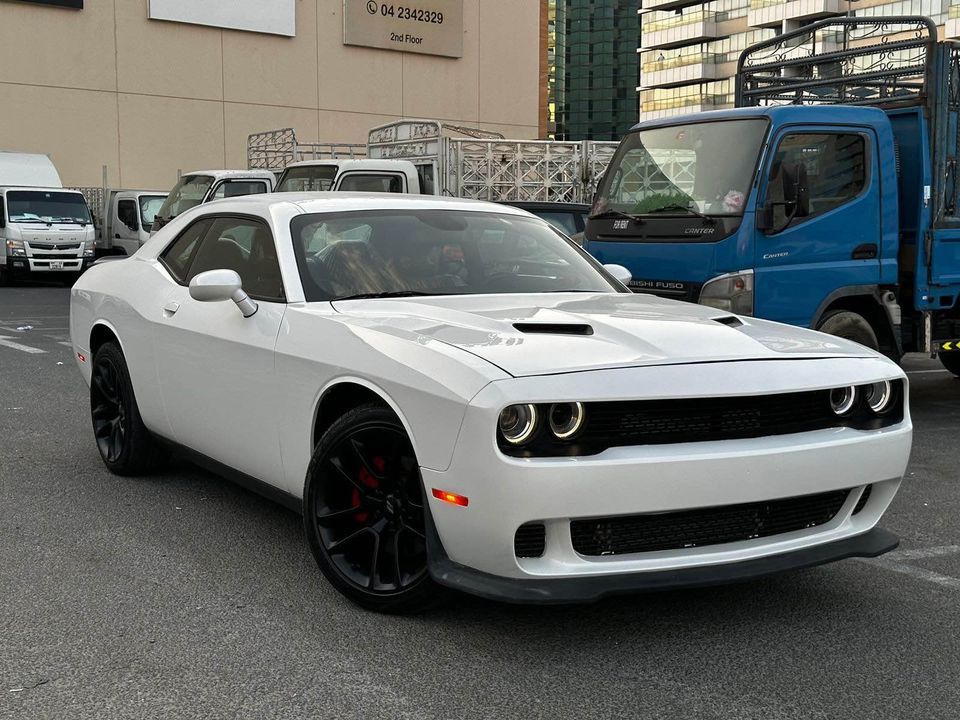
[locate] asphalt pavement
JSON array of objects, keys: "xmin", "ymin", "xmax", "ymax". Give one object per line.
[{"xmin": 2, "ymin": 284, "xmax": 960, "ymax": 720}]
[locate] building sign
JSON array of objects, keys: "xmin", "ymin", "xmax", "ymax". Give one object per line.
[
  {"xmin": 343, "ymin": 0, "xmax": 463, "ymax": 58},
  {"xmin": 148, "ymin": 0, "xmax": 295, "ymax": 37},
  {"xmin": 5, "ymin": 0, "xmax": 83, "ymax": 7}
]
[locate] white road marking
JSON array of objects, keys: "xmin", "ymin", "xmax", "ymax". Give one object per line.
[
  {"xmin": 0, "ymin": 336, "xmax": 46, "ymax": 355},
  {"xmin": 860, "ymin": 545, "xmax": 960, "ymax": 591},
  {"xmin": 58, "ymin": 341, "xmax": 72, "ymax": 348}
]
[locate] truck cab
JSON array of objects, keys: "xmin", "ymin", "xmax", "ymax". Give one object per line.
[
  {"xmin": 585, "ymin": 16, "xmax": 960, "ymax": 370},
  {"xmin": 151, "ymin": 170, "xmax": 275, "ymax": 234},
  {"xmin": 0, "ymin": 152, "xmax": 95, "ymax": 283},
  {"xmin": 275, "ymin": 159, "xmax": 426, "ymax": 194},
  {"xmin": 103, "ymin": 190, "xmax": 167, "ymax": 255}
]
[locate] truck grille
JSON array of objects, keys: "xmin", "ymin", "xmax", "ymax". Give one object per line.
[
  {"xmin": 570, "ymin": 489, "xmax": 851, "ymax": 556},
  {"xmin": 29, "ymin": 252, "xmax": 81, "ymax": 259}
]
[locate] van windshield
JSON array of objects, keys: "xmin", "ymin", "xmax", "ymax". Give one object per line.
[
  {"xmin": 7, "ymin": 191, "xmax": 92, "ymax": 224},
  {"xmin": 594, "ymin": 119, "xmax": 768, "ymax": 217},
  {"xmin": 155, "ymin": 175, "xmax": 214, "ymax": 221},
  {"xmin": 277, "ymin": 165, "xmax": 337, "ymax": 192}
]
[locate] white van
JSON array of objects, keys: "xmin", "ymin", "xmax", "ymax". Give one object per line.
[{"xmin": 0, "ymin": 152, "xmax": 95, "ymax": 284}]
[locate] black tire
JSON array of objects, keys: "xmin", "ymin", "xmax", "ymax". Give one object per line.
[
  {"xmin": 816, "ymin": 310, "xmax": 880, "ymax": 351},
  {"xmin": 303, "ymin": 403, "xmax": 446, "ymax": 614},
  {"xmin": 90, "ymin": 341, "xmax": 167, "ymax": 475},
  {"xmin": 939, "ymin": 352, "xmax": 960, "ymax": 377}
]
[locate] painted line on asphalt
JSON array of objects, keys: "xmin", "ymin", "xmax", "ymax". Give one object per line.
[
  {"xmin": 0, "ymin": 336, "xmax": 46, "ymax": 355},
  {"xmin": 860, "ymin": 545, "xmax": 960, "ymax": 591},
  {"xmin": 57, "ymin": 341, "xmax": 73, "ymax": 348}
]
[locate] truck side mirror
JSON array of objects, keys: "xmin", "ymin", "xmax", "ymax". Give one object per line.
[{"xmin": 758, "ymin": 162, "xmax": 809, "ymax": 235}]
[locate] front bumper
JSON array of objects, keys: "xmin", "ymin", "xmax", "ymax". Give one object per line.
[
  {"xmin": 6, "ymin": 256, "xmax": 90, "ymax": 274},
  {"xmin": 419, "ymin": 357, "xmax": 911, "ymax": 600}
]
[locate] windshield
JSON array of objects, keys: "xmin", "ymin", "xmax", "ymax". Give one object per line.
[
  {"xmin": 155, "ymin": 175, "xmax": 214, "ymax": 220},
  {"xmin": 6, "ymin": 191, "xmax": 92, "ymax": 224},
  {"xmin": 277, "ymin": 166, "xmax": 337, "ymax": 192},
  {"xmin": 138, "ymin": 195, "xmax": 165, "ymax": 232},
  {"xmin": 595, "ymin": 119, "xmax": 768, "ymax": 217},
  {"xmin": 291, "ymin": 210, "xmax": 620, "ymax": 302}
]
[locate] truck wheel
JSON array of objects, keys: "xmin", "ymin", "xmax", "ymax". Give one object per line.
[
  {"xmin": 816, "ymin": 310, "xmax": 879, "ymax": 351},
  {"xmin": 938, "ymin": 352, "xmax": 960, "ymax": 378}
]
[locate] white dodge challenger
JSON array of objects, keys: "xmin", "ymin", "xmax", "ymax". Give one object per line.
[{"xmin": 70, "ymin": 193, "xmax": 912, "ymax": 612}]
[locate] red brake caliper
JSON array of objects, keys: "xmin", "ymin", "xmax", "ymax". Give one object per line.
[{"xmin": 353, "ymin": 456, "xmax": 385, "ymax": 523}]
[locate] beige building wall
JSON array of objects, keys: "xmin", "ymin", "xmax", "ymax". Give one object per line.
[{"xmin": 0, "ymin": 0, "xmax": 541, "ymax": 189}]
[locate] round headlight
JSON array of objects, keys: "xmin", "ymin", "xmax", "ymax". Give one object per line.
[
  {"xmin": 499, "ymin": 404, "xmax": 538, "ymax": 445},
  {"xmin": 830, "ymin": 386, "xmax": 857, "ymax": 416},
  {"xmin": 549, "ymin": 402, "xmax": 585, "ymax": 440},
  {"xmin": 863, "ymin": 380, "xmax": 893, "ymax": 414}
]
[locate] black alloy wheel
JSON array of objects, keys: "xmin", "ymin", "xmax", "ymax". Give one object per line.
[
  {"xmin": 304, "ymin": 403, "xmax": 444, "ymax": 613},
  {"xmin": 89, "ymin": 341, "xmax": 166, "ymax": 475}
]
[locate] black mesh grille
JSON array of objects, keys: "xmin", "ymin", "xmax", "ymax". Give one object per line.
[
  {"xmin": 570, "ymin": 489, "xmax": 851, "ymax": 556},
  {"xmin": 514, "ymin": 523, "xmax": 546, "ymax": 558},
  {"xmin": 852, "ymin": 485, "xmax": 872, "ymax": 515}
]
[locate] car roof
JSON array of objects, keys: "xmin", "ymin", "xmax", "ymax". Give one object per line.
[{"xmin": 210, "ymin": 191, "xmax": 537, "ymax": 217}]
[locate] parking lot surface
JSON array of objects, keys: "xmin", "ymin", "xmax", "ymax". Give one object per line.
[{"xmin": 2, "ymin": 285, "xmax": 960, "ymax": 720}]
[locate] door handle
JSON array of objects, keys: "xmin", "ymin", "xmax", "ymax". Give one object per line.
[
  {"xmin": 114, "ymin": 233, "xmax": 121, "ymax": 239},
  {"xmin": 852, "ymin": 243, "xmax": 878, "ymax": 260},
  {"xmin": 162, "ymin": 301, "xmax": 180, "ymax": 317}
]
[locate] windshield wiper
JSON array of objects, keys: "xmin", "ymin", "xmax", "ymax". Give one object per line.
[
  {"xmin": 644, "ymin": 204, "xmax": 716, "ymax": 224},
  {"xmin": 588, "ymin": 209, "xmax": 645, "ymax": 225},
  {"xmin": 333, "ymin": 290, "xmax": 452, "ymax": 301}
]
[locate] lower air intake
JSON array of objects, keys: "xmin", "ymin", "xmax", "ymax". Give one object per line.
[
  {"xmin": 514, "ymin": 523, "xmax": 546, "ymax": 558},
  {"xmin": 571, "ymin": 489, "xmax": 851, "ymax": 556}
]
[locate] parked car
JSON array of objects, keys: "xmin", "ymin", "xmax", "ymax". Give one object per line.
[
  {"xmin": 500, "ymin": 201, "xmax": 590, "ymax": 242},
  {"xmin": 70, "ymin": 194, "xmax": 911, "ymax": 613}
]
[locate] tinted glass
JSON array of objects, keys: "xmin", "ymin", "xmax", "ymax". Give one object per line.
[
  {"xmin": 276, "ymin": 166, "xmax": 337, "ymax": 192},
  {"xmin": 117, "ymin": 199, "xmax": 138, "ymax": 229},
  {"xmin": 6, "ymin": 191, "xmax": 92, "ymax": 224},
  {"xmin": 187, "ymin": 217, "xmax": 284, "ymax": 302},
  {"xmin": 290, "ymin": 210, "xmax": 619, "ymax": 301},
  {"xmin": 532, "ymin": 211, "xmax": 578, "ymax": 235},
  {"xmin": 768, "ymin": 133, "xmax": 867, "ymax": 227},
  {"xmin": 337, "ymin": 174, "xmax": 403, "ymax": 193},
  {"xmin": 212, "ymin": 181, "xmax": 269, "ymax": 200},
  {"xmin": 159, "ymin": 218, "xmax": 212, "ymax": 284}
]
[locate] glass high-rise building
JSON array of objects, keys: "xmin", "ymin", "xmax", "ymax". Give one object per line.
[
  {"xmin": 638, "ymin": 0, "xmax": 953, "ymax": 122},
  {"xmin": 553, "ymin": 0, "xmax": 640, "ymax": 140}
]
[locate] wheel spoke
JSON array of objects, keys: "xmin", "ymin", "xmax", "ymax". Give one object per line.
[
  {"xmin": 349, "ymin": 437, "xmax": 385, "ymax": 481},
  {"xmin": 326, "ymin": 526, "xmax": 371, "ymax": 555},
  {"xmin": 315, "ymin": 505, "xmax": 363, "ymax": 526},
  {"xmin": 327, "ymin": 456, "xmax": 375, "ymax": 500},
  {"xmin": 401, "ymin": 524, "xmax": 426, "ymax": 541},
  {"xmin": 367, "ymin": 526, "xmax": 382, "ymax": 590},
  {"xmin": 392, "ymin": 529, "xmax": 403, "ymax": 587}
]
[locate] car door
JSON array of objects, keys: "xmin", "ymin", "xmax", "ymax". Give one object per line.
[
  {"xmin": 754, "ymin": 128, "xmax": 882, "ymax": 327},
  {"xmin": 114, "ymin": 197, "xmax": 142, "ymax": 256},
  {"xmin": 152, "ymin": 214, "xmax": 287, "ymax": 484}
]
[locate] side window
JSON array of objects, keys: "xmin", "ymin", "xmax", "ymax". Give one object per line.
[
  {"xmin": 187, "ymin": 216, "xmax": 285, "ymax": 302},
  {"xmin": 117, "ymin": 199, "xmax": 138, "ymax": 230},
  {"xmin": 211, "ymin": 181, "xmax": 269, "ymax": 200},
  {"xmin": 767, "ymin": 133, "xmax": 866, "ymax": 227},
  {"xmin": 159, "ymin": 218, "xmax": 213, "ymax": 284}
]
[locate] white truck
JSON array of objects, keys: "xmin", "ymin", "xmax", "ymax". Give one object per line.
[
  {"xmin": 0, "ymin": 152, "xmax": 96, "ymax": 284},
  {"xmin": 98, "ymin": 189, "xmax": 167, "ymax": 256},
  {"xmin": 249, "ymin": 121, "xmax": 618, "ymax": 202},
  {"xmin": 151, "ymin": 169, "xmax": 275, "ymax": 235},
  {"xmin": 275, "ymin": 159, "xmax": 423, "ymax": 194}
]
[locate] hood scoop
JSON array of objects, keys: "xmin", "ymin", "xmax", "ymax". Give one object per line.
[
  {"xmin": 513, "ymin": 322, "xmax": 594, "ymax": 336},
  {"xmin": 712, "ymin": 315, "xmax": 744, "ymax": 328}
]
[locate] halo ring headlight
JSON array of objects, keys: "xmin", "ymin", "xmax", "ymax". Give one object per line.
[
  {"xmin": 549, "ymin": 402, "xmax": 585, "ymax": 440},
  {"xmin": 864, "ymin": 380, "xmax": 893, "ymax": 414},
  {"xmin": 499, "ymin": 404, "xmax": 539, "ymax": 445},
  {"xmin": 830, "ymin": 386, "xmax": 857, "ymax": 416}
]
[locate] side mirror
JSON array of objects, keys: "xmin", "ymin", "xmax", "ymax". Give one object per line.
[
  {"xmin": 604, "ymin": 263, "xmax": 632, "ymax": 286},
  {"xmin": 758, "ymin": 161, "xmax": 810, "ymax": 235},
  {"xmin": 188, "ymin": 269, "xmax": 258, "ymax": 317}
]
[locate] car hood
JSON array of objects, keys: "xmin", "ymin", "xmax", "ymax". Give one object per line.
[{"xmin": 330, "ymin": 292, "xmax": 877, "ymax": 378}]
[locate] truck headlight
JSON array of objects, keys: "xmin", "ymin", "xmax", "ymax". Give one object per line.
[
  {"xmin": 83, "ymin": 241, "xmax": 95, "ymax": 258},
  {"xmin": 5, "ymin": 239, "xmax": 25, "ymax": 257},
  {"xmin": 699, "ymin": 269, "xmax": 754, "ymax": 315}
]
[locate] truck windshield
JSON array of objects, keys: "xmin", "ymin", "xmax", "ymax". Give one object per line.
[
  {"xmin": 277, "ymin": 166, "xmax": 337, "ymax": 192},
  {"xmin": 6, "ymin": 191, "xmax": 92, "ymax": 224},
  {"xmin": 595, "ymin": 119, "xmax": 768, "ymax": 218},
  {"xmin": 138, "ymin": 195, "xmax": 166, "ymax": 232},
  {"xmin": 155, "ymin": 175, "xmax": 214, "ymax": 221}
]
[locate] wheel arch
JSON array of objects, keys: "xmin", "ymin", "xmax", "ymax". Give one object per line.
[
  {"xmin": 811, "ymin": 286, "xmax": 900, "ymax": 359},
  {"xmin": 311, "ymin": 377, "xmax": 422, "ymax": 460},
  {"xmin": 89, "ymin": 320, "xmax": 124, "ymax": 358}
]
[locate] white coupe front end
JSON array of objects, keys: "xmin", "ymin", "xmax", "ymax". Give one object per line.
[{"xmin": 69, "ymin": 193, "xmax": 911, "ymax": 610}]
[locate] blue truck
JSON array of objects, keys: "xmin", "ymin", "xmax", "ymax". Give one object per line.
[{"xmin": 585, "ymin": 16, "xmax": 960, "ymax": 375}]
